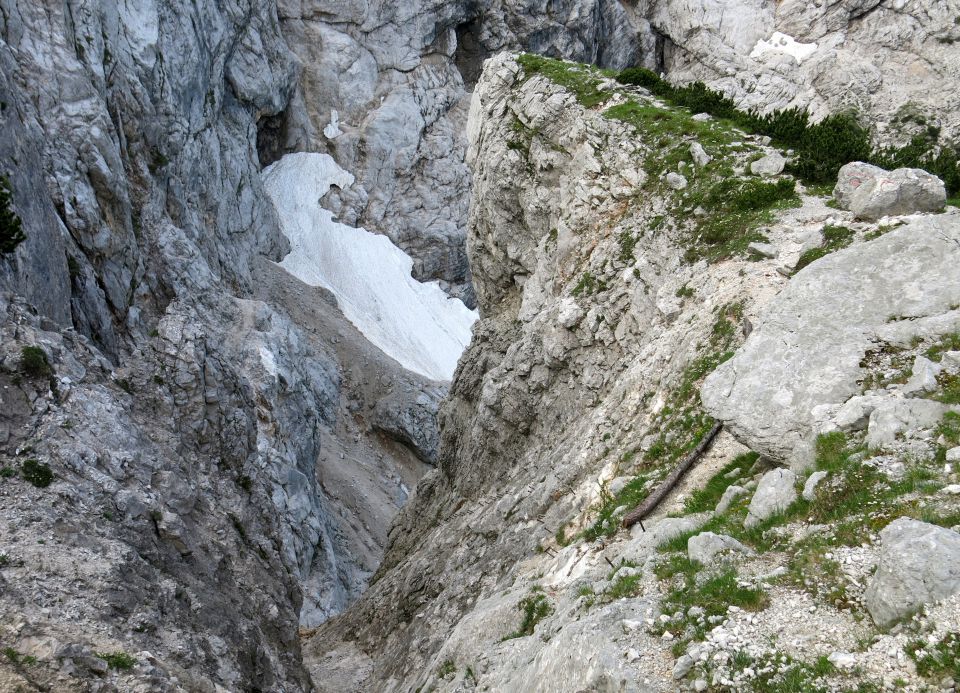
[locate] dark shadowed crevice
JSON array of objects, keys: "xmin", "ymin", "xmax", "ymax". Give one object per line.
[{"xmin": 454, "ymin": 18, "xmax": 491, "ymax": 90}]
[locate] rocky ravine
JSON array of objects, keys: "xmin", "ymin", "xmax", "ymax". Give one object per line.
[{"xmin": 304, "ymin": 54, "xmax": 960, "ymax": 692}]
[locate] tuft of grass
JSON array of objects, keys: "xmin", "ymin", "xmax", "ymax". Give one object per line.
[
  {"xmin": 683, "ymin": 452, "xmax": 758, "ymax": 513},
  {"xmin": 906, "ymin": 632, "xmax": 960, "ymax": 680},
  {"xmin": 571, "ymin": 270, "xmax": 605, "ymax": 297},
  {"xmin": 517, "ymin": 54, "xmax": 609, "ymax": 109},
  {"xmin": 436, "ymin": 659, "xmax": 456, "ymax": 679},
  {"xmin": 794, "ymin": 225, "xmax": 855, "ymax": 272},
  {"xmin": 97, "ymin": 651, "xmax": 137, "ymax": 670},
  {"xmin": 502, "ymin": 588, "xmax": 552, "ymax": 640},
  {"xmin": 581, "ymin": 474, "xmax": 652, "ymax": 541}
]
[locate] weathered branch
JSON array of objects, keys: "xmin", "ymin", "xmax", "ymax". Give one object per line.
[{"xmin": 621, "ymin": 422, "xmax": 723, "ymax": 529}]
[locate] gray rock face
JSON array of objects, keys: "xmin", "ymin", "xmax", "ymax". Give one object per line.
[
  {"xmin": 702, "ymin": 213, "xmax": 960, "ymax": 467},
  {"xmin": 864, "ymin": 518, "xmax": 960, "ymax": 627},
  {"xmin": 745, "ymin": 468, "xmax": 797, "ymax": 527},
  {"xmin": 687, "ymin": 532, "xmax": 751, "ymax": 564},
  {"xmin": 866, "ymin": 399, "xmax": 956, "ymax": 450},
  {"xmin": 834, "ymin": 162, "xmax": 946, "ymax": 220},
  {"xmin": 653, "ymin": 1, "xmax": 960, "ymax": 146}
]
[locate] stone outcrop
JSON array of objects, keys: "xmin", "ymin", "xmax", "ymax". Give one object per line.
[
  {"xmin": 702, "ymin": 213, "xmax": 960, "ymax": 467},
  {"xmin": 745, "ymin": 469, "xmax": 797, "ymax": 528},
  {"xmin": 864, "ymin": 518, "xmax": 960, "ymax": 627}
]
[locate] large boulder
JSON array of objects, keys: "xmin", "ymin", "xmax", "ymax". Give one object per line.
[
  {"xmin": 834, "ymin": 162, "xmax": 946, "ymax": 220},
  {"xmin": 745, "ymin": 469, "xmax": 797, "ymax": 528},
  {"xmin": 688, "ymin": 532, "xmax": 751, "ymax": 564},
  {"xmin": 864, "ymin": 518, "xmax": 960, "ymax": 627},
  {"xmin": 701, "ymin": 213, "xmax": 960, "ymax": 467}
]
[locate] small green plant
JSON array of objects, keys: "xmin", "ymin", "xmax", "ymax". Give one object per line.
[
  {"xmin": 675, "ymin": 284, "xmax": 695, "ymax": 299},
  {"xmin": 683, "ymin": 451, "xmax": 758, "ymax": 513},
  {"xmin": 2, "ymin": 647, "xmax": 36, "ymax": 665},
  {"xmin": 0, "ymin": 552, "xmax": 8, "ymax": 566},
  {"xmin": 0, "ymin": 466, "xmax": 15, "ymax": 478},
  {"xmin": 19, "ymin": 346, "xmax": 52, "ymax": 379},
  {"xmin": 0, "ymin": 176, "xmax": 25, "ymax": 256},
  {"xmin": 617, "ymin": 230, "xmax": 638, "ymax": 263},
  {"xmin": 97, "ymin": 651, "xmax": 137, "ymax": 670},
  {"xmin": 794, "ymin": 225, "xmax": 855, "ymax": 272},
  {"xmin": 502, "ymin": 588, "xmax": 552, "ymax": 640},
  {"xmin": 571, "ymin": 271, "xmax": 604, "ymax": 297},
  {"xmin": 436, "ymin": 659, "xmax": 456, "ymax": 679},
  {"xmin": 907, "ymin": 632, "xmax": 960, "ymax": 680},
  {"xmin": 22, "ymin": 459, "xmax": 53, "ymax": 488}
]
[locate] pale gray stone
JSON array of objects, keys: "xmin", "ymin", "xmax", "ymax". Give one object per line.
[
  {"xmin": 702, "ymin": 214, "xmax": 960, "ymax": 467},
  {"xmin": 747, "ymin": 242, "xmax": 778, "ymax": 259},
  {"xmin": 688, "ymin": 532, "xmax": 751, "ymax": 564},
  {"xmin": 802, "ymin": 471, "xmax": 828, "ymax": 501},
  {"xmin": 864, "ymin": 518, "xmax": 960, "ymax": 627},
  {"xmin": 750, "ymin": 152, "xmax": 787, "ymax": 177},
  {"xmin": 715, "ymin": 484, "xmax": 748, "ymax": 514},
  {"xmin": 690, "ymin": 142, "xmax": 712, "ymax": 167},
  {"xmin": 835, "ymin": 162, "xmax": 947, "ymax": 221},
  {"xmin": 745, "ymin": 469, "xmax": 797, "ymax": 527},
  {"xmin": 666, "ymin": 172, "xmax": 689, "ymax": 190}
]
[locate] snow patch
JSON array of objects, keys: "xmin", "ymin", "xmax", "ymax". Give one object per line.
[
  {"xmin": 261, "ymin": 152, "xmax": 477, "ymax": 382},
  {"xmin": 750, "ymin": 31, "xmax": 817, "ymax": 64}
]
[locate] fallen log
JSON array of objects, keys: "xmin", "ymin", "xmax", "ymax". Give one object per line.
[{"xmin": 621, "ymin": 421, "xmax": 723, "ymax": 530}]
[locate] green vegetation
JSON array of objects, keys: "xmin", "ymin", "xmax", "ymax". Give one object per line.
[
  {"xmin": 617, "ymin": 230, "xmax": 638, "ymax": 263},
  {"xmin": 675, "ymin": 284, "xmax": 695, "ymax": 299},
  {"xmin": 682, "ymin": 451, "xmax": 758, "ymax": 513},
  {"xmin": 517, "ymin": 53, "xmax": 609, "ymax": 108},
  {"xmin": 97, "ymin": 651, "xmax": 137, "ymax": 670},
  {"xmin": 924, "ymin": 332, "xmax": 960, "ymax": 362},
  {"xmin": 906, "ymin": 632, "xmax": 960, "ymax": 680},
  {"xmin": 22, "ymin": 459, "xmax": 53, "ymax": 488},
  {"xmin": 713, "ymin": 650, "xmax": 839, "ymax": 692},
  {"xmin": 581, "ymin": 473, "xmax": 653, "ymax": 541},
  {"xmin": 684, "ymin": 178, "xmax": 799, "ymax": 263},
  {"xmin": 0, "ymin": 466, "xmax": 15, "ymax": 479},
  {"xmin": 652, "ymin": 563, "xmax": 768, "ymax": 653},
  {"xmin": 571, "ymin": 270, "xmax": 606, "ymax": 297},
  {"xmin": 502, "ymin": 588, "xmax": 552, "ymax": 640},
  {"xmin": 616, "ymin": 68, "xmax": 959, "ymax": 194},
  {"xmin": 0, "ymin": 176, "xmax": 25, "ymax": 256},
  {"xmin": 436, "ymin": 659, "xmax": 456, "ymax": 679},
  {"xmin": 794, "ymin": 225, "xmax": 855, "ymax": 272},
  {"xmin": 19, "ymin": 346, "xmax": 52, "ymax": 379},
  {"xmin": 2, "ymin": 647, "xmax": 37, "ymax": 666}
]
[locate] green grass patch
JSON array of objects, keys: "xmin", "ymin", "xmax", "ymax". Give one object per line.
[
  {"xmin": 907, "ymin": 632, "xmax": 960, "ymax": 680},
  {"xmin": 97, "ymin": 651, "xmax": 137, "ymax": 670},
  {"xmin": 653, "ymin": 566, "xmax": 768, "ymax": 652},
  {"xmin": 683, "ymin": 451, "xmax": 758, "ymax": 514},
  {"xmin": 502, "ymin": 588, "xmax": 552, "ymax": 640},
  {"xmin": 517, "ymin": 54, "xmax": 609, "ymax": 109},
  {"xmin": 794, "ymin": 225, "xmax": 855, "ymax": 272},
  {"xmin": 22, "ymin": 459, "xmax": 53, "ymax": 488},
  {"xmin": 20, "ymin": 346, "xmax": 52, "ymax": 379},
  {"xmin": 581, "ymin": 474, "xmax": 654, "ymax": 541}
]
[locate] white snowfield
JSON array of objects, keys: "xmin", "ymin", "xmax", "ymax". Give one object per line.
[
  {"xmin": 750, "ymin": 31, "xmax": 817, "ymax": 64},
  {"xmin": 262, "ymin": 152, "xmax": 477, "ymax": 382}
]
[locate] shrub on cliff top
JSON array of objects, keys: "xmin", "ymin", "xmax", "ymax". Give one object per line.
[
  {"xmin": 616, "ymin": 69, "xmax": 956, "ymax": 192},
  {"xmin": 0, "ymin": 176, "xmax": 25, "ymax": 256}
]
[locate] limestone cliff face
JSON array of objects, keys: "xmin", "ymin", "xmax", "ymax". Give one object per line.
[
  {"xmin": 302, "ymin": 52, "xmax": 960, "ymax": 693},
  {"xmin": 301, "ymin": 52, "xmax": 789, "ymax": 691},
  {"xmin": 0, "ymin": 2, "xmax": 439, "ymax": 690}
]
